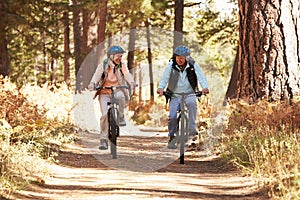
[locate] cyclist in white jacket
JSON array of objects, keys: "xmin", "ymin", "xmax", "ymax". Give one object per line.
[{"xmin": 88, "ymin": 46, "xmax": 135, "ymax": 150}]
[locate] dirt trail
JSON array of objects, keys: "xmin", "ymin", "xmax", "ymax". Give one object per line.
[{"xmin": 13, "ymin": 123, "xmax": 269, "ymax": 200}]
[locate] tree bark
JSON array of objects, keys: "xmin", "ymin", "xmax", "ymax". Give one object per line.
[
  {"xmin": 0, "ymin": 2, "xmax": 10, "ymax": 77},
  {"xmin": 173, "ymin": 0, "xmax": 184, "ymax": 49},
  {"xmin": 81, "ymin": 10, "xmax": 98, "ymax": 89},
  {"xmin": 96, "ymin": 0, "xmax": 108, "ymax": 66},
  {"xmin": 50, "ymin": 59, "xmax": 57, "ymax": 85},
  {"xmin": 127, "ymin": 27, "xmax": 136, "ymax": 71},
  {"xmin": 146, "ymin": 20, "xmax": 154, "ymax": 102},
  {"xmin": 72, "ymin": 0, "xmax": 83, "ymax": 91},
  {"xmin": 82, "ymin": 9, "xmax": 90, "ymax": 58},
  {"xmin": 225, "ymin": 51, "xmax": 239, "ymax": 101},
  {"xmin": 235, "ymin": 0, "xmax": 300, "ymax": 102},
  {"xmin": 0, "ymin": 24, "xmax": 10, "ymax": 77},
  {"xmin": 63, "ymin": 11, "xmax": 71, "ymax": 87},
  {"xmin": 97, "ymin": 0, "xmax": 108, "ymax": 46}
]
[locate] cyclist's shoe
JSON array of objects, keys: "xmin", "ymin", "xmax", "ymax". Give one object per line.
[
  {"xmin": 99, "ymin": 139, "xmax": 108, "ymax": 150},
  {"xmin": 188, "ymin": 129, "xmax": 198, "ymax": 141},
  {"xmin": 119, "ymin": 116, "xmax": 126, "ymax": 126},
  {"xmin": 188, "ymin": 129, "xmax": 198, "ymax": 136},
  {"xmin": 167, "ymin": 136, "xmax": 177, "ymax": 149}
]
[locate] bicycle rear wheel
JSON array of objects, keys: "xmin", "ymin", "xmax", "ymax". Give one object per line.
[{"xmin": 108, "ymin": 108, "xmax": 119, "ymax": 159}]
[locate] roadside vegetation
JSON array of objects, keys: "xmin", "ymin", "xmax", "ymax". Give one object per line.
[
  {"xmin": 221, "ymin": 98, "xmax": 300, "ymax": 199},
  {"xmin": 1, "ymin": 76, "xmax": 299, "ymax": 200},
  {"xmin": 0, "ymin": 77, "xmax": 77, "ymax": 198}
]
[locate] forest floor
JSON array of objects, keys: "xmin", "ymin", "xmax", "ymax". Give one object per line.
[{"xmin": 12, "ymin": 120, "xmax": 270, "ymax": 200}]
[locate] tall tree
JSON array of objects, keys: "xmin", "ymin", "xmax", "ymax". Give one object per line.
[
  {"xmin": 145, "ymin": 19, "xmax": 154, "ymax": 102},
  {"xmin": 127, "ymin": 27, "xmax": 136, "ymax": 71},
  {"xmin": 0, "ymin": 1, "xmax": 20, "ymax": 77},
  {"xmin": 72, "ymin": 0, "xmax": 82, "ymax": 78},
  {"xmin": 63, "ymin": 11, "xmax": 71, "ymax": 87},
  {"xmin": 0, "ymin": 19, "xmax": 10, "ymax": 77},
  {"xmin": 173, "ymin": 0, "xmax": 184, "ymax": 49},
  {"xmin": 227, "ymin": 0, "xmax": 300, "ymax": 102}
]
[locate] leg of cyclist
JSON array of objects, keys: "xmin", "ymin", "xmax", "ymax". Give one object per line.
[
  {"xmin": 115, "ymin": 90, "xmax": 126, "ymax": 126},
  {"xmin": 167, "ymin": 97, "xmax": 180, "ymax": 149},
  {"xmin": 98, "ymin": 95, "xmax": 110, "ymax": 150},
  {"xmin": 185, "ymin": 95, "xmax": 198, "ymax": 136}
]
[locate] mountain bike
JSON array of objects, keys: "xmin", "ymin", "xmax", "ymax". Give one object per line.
[
  {"xmin": 163, "ymin": 90, "xmax": 202, "ymax": 164},
  {"xmin": 95, "ymin": 85, "xmax": 130, "ymax": 159}
]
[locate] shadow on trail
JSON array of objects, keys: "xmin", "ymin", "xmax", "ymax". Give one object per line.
[
  {"xmin": 16, "ymin": 181, "xmax": 269, "ymax": 200},
  {"xmin": 12, "ymin": 134, "xmax": 270, "ymax": 200},
  {"xmin": 11, "ymin": 136, "xmax": 270, "ymax": 200}
]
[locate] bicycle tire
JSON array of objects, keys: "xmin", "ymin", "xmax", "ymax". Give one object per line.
[
  {"xmin": 108, "ymin": 108, "xmax": 118, "ymax": 159},
  {"xmin": 179, "ymin": 112, "xmax": 185, "ymax": 164}
]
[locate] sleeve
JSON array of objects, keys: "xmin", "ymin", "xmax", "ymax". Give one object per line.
[
  {"xmin": 90, "ymin": 62, "xmax": 104, "ymax": 85},
  {"xmin": 158, "ymin": 61, "xmax": 172, "ymax": 89},
  {"xmin": 121, "ymin": 62, "xmax": 134, "ymax": 83},
  {"xmin": 193, "ymin": 62, "xmax": 209, "ymax": 89}
]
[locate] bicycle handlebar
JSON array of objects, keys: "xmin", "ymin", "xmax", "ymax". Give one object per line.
[
  {"xmin": 95, "ymin": 85, "xmax": 130, "ymax": 91},
  {"xmin": 163, "ymin": 91, "xmax": 202, "ymax": 97}
]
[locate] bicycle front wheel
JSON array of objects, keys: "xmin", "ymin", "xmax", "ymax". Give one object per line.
[
  {"xmin": 179, "ymin": 112, "xmax": 185, "ymax": 164},
  {"xmin": 108, "ymin": 108, "xmax": 119, "ymax": 159}
]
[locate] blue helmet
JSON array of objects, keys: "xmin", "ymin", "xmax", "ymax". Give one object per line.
[
  {"xmin": 107, "ymin": 45, "xmax": 125, "ymax": 55},
  {"xmin": 174, "ymin": 45, "xmax": 190, "ymax": 57}
]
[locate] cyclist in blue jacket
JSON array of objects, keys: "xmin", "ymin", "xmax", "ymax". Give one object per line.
[{"xmin": 157, "ymin": 45, "xmax": 209, "ymax": 149}]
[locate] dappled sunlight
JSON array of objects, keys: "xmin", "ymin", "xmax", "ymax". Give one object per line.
[{"xmin": 72, "ymin": 90, "xmax": 101, "ymax": 132}]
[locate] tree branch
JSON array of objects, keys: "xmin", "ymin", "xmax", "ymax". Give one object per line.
[{"xmin": 184, "ymin": 2, "xmax": 202, "ymax": 7}]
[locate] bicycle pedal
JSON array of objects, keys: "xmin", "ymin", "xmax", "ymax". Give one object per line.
[{"xmin": 99, "ymin": 146, "xmax": 108, "ymax": 150}]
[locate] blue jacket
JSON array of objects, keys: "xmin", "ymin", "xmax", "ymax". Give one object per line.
[{"xmin": 158, "ymin": 60, "xmax": 209, "ymax": 96}]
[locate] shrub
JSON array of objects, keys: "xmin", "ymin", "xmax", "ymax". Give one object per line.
[
  {"xmin": 221, "ymin": 98, "xmax": 300, "ymax": 199},
  {"xmin": 0, "ymin": 77, "xmax": 77, "ymax": 198}
]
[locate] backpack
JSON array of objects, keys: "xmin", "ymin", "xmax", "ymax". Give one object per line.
[
  {"xmin": 167, "ymin": 58, "xmax": 198, "ymax": 90},
  {"xmin": 94, "ymin": 58, "xmax": 131, "ymax": 100},
  {"xmin": 164, "ymin": 57, "xmax": 199, "ymax": 104}
]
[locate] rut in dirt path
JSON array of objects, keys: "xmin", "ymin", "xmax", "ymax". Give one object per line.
[{"xmin": 13, "ymin": 126, "xmax": 270, "ymax": 200}]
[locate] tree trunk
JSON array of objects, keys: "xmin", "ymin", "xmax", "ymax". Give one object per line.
[
  {"xmin": 72, "ymin": 0, "xmax": 82, "ymax": 91},
  {"xmin": 236, "ymin": 0, "xmax": 300, "ymax": 102},
  {"xmin": 63, "ymin": 11, "xmax": 71, "ymax": 87},
  {"xmin": 145, "ymin": 20, "xmax": 154, "ymax": 102},
  {"xmin": 173, "ymin": 0, "xmax": 184, "ymax": 49},
  {"xmin": 50, "ymin": 59, "xmax": 57, "ymax": 85},
  {"xmin": 225, "ymin": 51, "xmax": 239, "ymax": 101},
  {"xmin": 0, "ymin": 24, "xmax": 10, "ymax": 77},
  {"xmin": 97, "ymin": 0, "xmax": 108, "ymax": 46},
  {"xmin": 81, "ymin": 10, "xmax": 98, "ymax": 89},
  {"xmin": 96, "ymin": 0, "xmax": 107, "ymax": 65},
  {"xmin": 0, "ymin": 2, "xmax": 10, "ymax": 77},
  {"xmin": 127, "ymin": 27, "xmax": 136, "ymax": 71},
  {"xmin": 82, "ymin": 9, "xmax": 90, "ymax": 58}
]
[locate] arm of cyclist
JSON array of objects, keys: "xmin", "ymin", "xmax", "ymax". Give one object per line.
[
  {"xmin": 121, "ymin": 62, "xmax": 136, "ymax": 92},
  {"xmin": 156, "ymin": 62, "xmax": 172, "ymax": 96},
  {"xmin": 87, "ymin": 63, "xmax": 104, "ymax": 91},
  {"xmin": 193, "ymin": 62, "xmax": 209, "ymax": 95}
]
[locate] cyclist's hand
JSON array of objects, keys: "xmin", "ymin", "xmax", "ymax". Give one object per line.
[
  {"xmin": 130, "ymin": 82, "xmax": 136, "ymax": 93},
  {"xmin": 202, "ymin": 88, "xmax": 209, "ymax": 95},
  {"xmin": 156, "ymin": 88, "xmax": 164, "ymax": 96},
  {"xmin": 87, "ymin": 83, "xmax": 95, "ymax": 91}
]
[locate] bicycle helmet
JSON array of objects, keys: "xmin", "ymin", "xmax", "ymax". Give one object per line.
[
  {"xmin": 174, "ymin": 45, "xmax": 190, "ymax": 57},
  {"xmin": 107, "ymin": 45, "xmax": 125, "ymax": 56}
]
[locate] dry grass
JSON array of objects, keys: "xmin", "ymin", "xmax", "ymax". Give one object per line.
[
  {"xmin": 0, "ymin": 77, "xmax": 77, "ymax": 198},
  {"xmin": 221, "ymin": 98, "xmax": 300, "ymax": 199}
]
